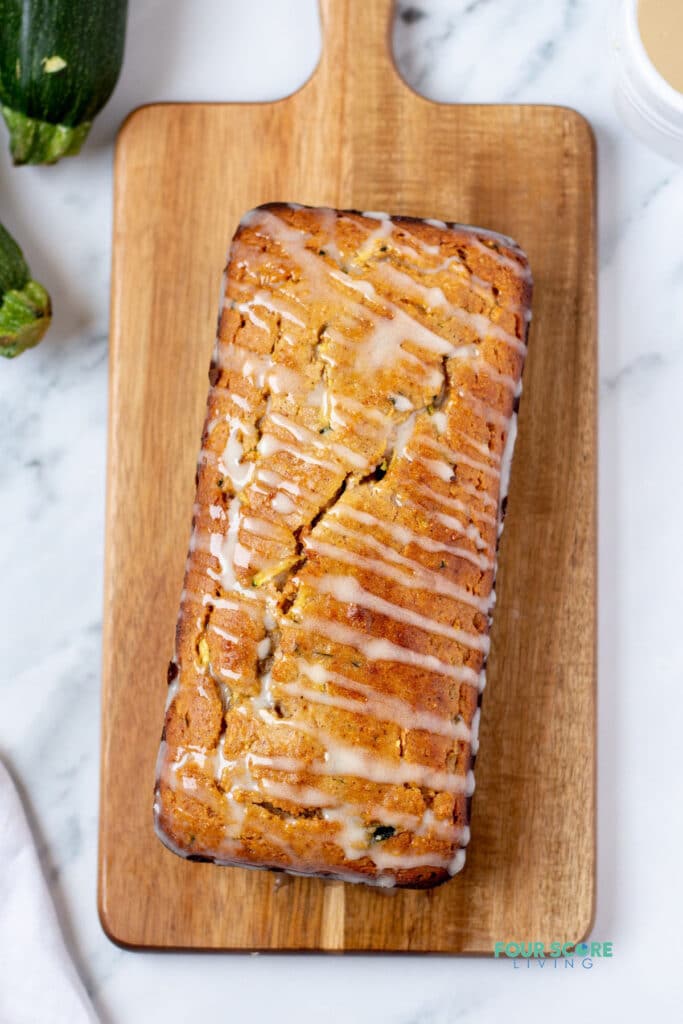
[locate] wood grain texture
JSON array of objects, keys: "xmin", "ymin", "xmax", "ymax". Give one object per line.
[{"xmin": 99, "ymin": 0, "xmax": 596, "ymax": 952}]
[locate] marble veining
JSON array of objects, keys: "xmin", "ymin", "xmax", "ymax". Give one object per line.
[{"xmin": 1, "ymin": 0, "xmax": 682, "ymax": 1021}]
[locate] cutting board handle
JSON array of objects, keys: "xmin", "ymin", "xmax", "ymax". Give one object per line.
[{"xmin": 316, "ymin": 0, "xmax": 397, "ymax": 92}]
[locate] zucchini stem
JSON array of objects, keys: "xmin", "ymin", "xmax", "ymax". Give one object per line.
[
  {"xmin": 0, "ymin": 280, "xmax": 52, "ymax": 358},
  {"xmin": 1, "ymin": 106, "xmax": 91, "ymax": 165}
]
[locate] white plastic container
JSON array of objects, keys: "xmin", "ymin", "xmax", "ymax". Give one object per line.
[{"xmin": 611, "ymin": 0, "xmax": 683, "ymax": 162}]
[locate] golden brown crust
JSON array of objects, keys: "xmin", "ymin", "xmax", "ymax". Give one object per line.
[{"xmin": 154, "ymin": 203, "xmax": 532, "ymax": 888}]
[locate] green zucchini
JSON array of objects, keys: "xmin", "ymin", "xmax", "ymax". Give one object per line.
[
  {"xmin": 0, "ymin": 0, "xmax": 128, "ymax": 165},
  {"xmin": 0, "ymin": 221, "xmax": 51, "ymax": 357}
]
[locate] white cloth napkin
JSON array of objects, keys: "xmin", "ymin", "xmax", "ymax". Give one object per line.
[{"xmin": 0, "ymin": 760, "xmax": 97, "ymax": 1024}]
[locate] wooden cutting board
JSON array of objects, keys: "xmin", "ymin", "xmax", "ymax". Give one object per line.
[{"xmin": 99, "ymin": 0, "xmax": 596, "ymax": 952}]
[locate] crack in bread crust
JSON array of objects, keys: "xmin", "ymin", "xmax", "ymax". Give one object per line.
[{"xmin": 154, "ymin": 203, "xmax": 532, "ymax": 888}]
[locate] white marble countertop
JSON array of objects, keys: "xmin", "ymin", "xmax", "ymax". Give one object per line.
[{"xmin": 1, "ymin": 0, "xmax": 681, "ymax": 1020}]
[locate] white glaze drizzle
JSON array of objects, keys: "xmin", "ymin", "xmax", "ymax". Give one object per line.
[
  {"xmin": 256, "ymin": 468, "xmax": 320, "ymax": 506},
  {"xmin": 294, "ymin": 659, "xmax": 470, "ymax": 739},
  {"xmin": 307, "ymin": 521, "xmax": 492, "ymax": 613},
  {"xmin": 269, "ymin": 412, "xmax": 369, "ymax": 470},
  {"xmin": 249, "ymin": 745, "xmax": 469, "ymax": 794},
  {"xmin": 418, "ymin": 435, "xmax": 500, "ymax": 479},
  {"xmin": 257, "ymin": 432, "xmax": 340, "ymax": 473},
  {"xmin": 404, "ymin": 479, "xmax": 497, "ymax": 527},
  {"xmin": 300, "ymin": 615, "xmax": 480, "ymax": 687},
  {"xmin": 335, "ymin": 504, "xmax": 491, "ymax": 570},
  {"xmin": 309, "ymin": 574, "xmax": 489, "ymax": 654}
]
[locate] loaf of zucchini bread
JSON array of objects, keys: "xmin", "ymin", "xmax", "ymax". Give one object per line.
[{"xmin": 154, "ymin": 203, "xmax": 532, "ymax": 888}]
